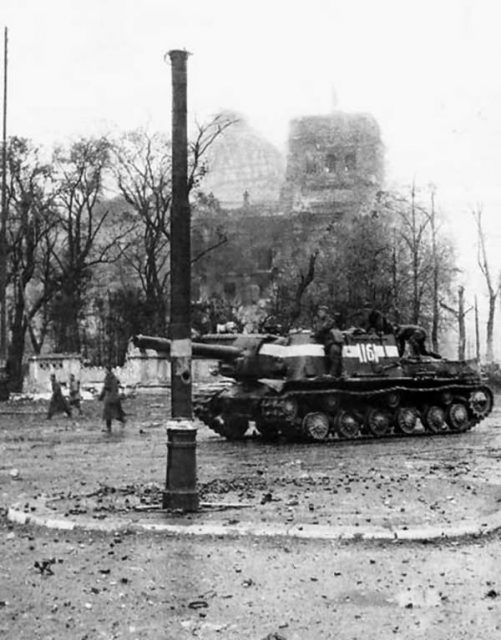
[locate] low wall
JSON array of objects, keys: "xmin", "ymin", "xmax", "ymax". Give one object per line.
[
  {"xmin": 26, "ymin": 354, "xmax": 82, "ymax": 394},
  {"xmin": 26, "ymin": 348, "xmax": 218, "ymax": 395}
]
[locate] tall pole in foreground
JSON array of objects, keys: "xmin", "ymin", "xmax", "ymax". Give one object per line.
[
  {"xmin": 169, "ymin": 49, "xmax": 192, "ymax": 419},
  {"xmin": 164, "ymin": 49, "xmax": 198, "ymax": 512},
  {"xmin": 0, "ymin": 27, "xmax": 9, "ymax": 400}
]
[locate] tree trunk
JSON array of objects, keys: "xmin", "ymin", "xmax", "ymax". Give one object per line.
[
  {"xmin": 390, "ymin": 231, "xmax": 400, "ymax": 322},
  {"xmin": 53, "ymin": 285, "xmax": 82, "ymax": 353},
  {"xmin": 7, "ymin": 290, "xmax": 27, "ymax": 392},
  {"xmin": 289, "ymin": 252, "xmax": 318, "ymax": 327},
  {"xmin": 457, "ymin": 286, "xmax": 465, "ymax": 361},
  {"xmin": 486, "ymin": 294, "xmax": 496, "ymax": 362},
  {"xmin": 474, "ymin": 296, "xmax": 480, "ymax": 362},
  {"xmin": 430, "ymin": 192, "xmax": 439, "ymax": 352}
]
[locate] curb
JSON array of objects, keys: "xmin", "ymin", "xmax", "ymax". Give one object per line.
[{"xmin": 7, "ymin": 502, "xmax": 501, "ymax": 542}]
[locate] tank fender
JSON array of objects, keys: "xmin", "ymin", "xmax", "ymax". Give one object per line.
[{"xmin": 257, "ymin": 378, "xmax": 286, "ymax": 393}]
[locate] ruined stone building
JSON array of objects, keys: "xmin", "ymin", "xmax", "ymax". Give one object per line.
[
  {"xmin": 194, "ymin": 109, "xmax": 385, "ymax": 323},
  {"xmin": 280, "ymin": 112, "xmax": 384, "ymax": 217}
]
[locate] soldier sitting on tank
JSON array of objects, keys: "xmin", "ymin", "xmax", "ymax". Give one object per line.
[
  {"xmin": 312, "ymin": 306, "xmax": 344, "ymax": 377},
  {"xmin": 366, "ymin": 309, "xmax": 395, "ymax": 335},
  {"xmin": 394, "ymin": 324, "xmax": 441, "ymax": 359}
]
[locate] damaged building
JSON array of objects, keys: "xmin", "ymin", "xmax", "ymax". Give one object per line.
[{"xmin": 193, "ymin": 109, "xmax": 385, "ymax": 327}]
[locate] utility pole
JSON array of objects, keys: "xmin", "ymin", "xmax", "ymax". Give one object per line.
[
  {"xmin": 0, "ymin": 27, "xmax": 9, "ymax": 400},
  {"xmin": 169, "ymin": 49, "xmax": 192, "ymax": 419},
  {"xmin": 163, "ymin": 49, "xmax": 198, "ymax": 512}
]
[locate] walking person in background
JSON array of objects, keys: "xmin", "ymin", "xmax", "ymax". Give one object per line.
[
  {"xmin": 99, "ymin": 366, "xmax": 126, "ymax": 433},
  {"xmin": 68, "ymin": 373, "xmax": 83, "ymax": 415},
  {"xmin": 47, "ymin": 373, "xmax": 72, "ymax": 419}
]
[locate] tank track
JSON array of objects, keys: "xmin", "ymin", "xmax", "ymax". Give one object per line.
[
  {"xmin": 194, "ymin": 380, "xmax": 493, "ymax": 443},
  {"xmin": 257, "ymin": 383, "xmax": 493, "ymax": 442},
  {"xmin": 193, "ymin": 381, "xmax": 233, "ymax": 437}
]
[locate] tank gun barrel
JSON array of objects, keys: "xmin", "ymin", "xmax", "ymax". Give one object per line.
[{"xmin": 133, "ymin": 334, "xmax": 242, "ymax": 361}]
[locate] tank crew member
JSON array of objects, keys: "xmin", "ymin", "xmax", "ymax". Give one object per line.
[
  {"xmin": 394, "ymin": 324, "xmax": 440, "ymax": 358},
  {"xmin": 366, "ymin": 309, "xmax": 394, "ymax": 335},
  {"xmin": 312, "ymin": 306, "xmax": 344, "ymax": 377}
]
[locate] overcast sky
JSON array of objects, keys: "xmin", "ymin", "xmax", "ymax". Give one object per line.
[{"xmin": 4, "ymin": 0, "xmax": 501, "ymax": 282}]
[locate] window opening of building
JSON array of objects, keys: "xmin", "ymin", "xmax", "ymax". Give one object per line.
[
  {"xmin": 325, "ymin": 153, "xmax": 338, "ymax": 173},
  {"xmin": 345, "ymin": 152, "xmax": 356, "ymax": 171}
]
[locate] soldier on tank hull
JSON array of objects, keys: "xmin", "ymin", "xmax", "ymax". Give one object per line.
[
  {"xmin": 312, "ymin": 306, "xmax": 344, "ymax": 377},
  {"xmin": 394, "ymin": 324, "xmax": 441, "ymax": 359},
  {"xmin": 367, "ymin": 310, "xmax": 441, "ymax": 359}
]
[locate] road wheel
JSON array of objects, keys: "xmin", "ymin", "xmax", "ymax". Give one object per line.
[
  {"xmin": 422, "ymin": 405, "xmax": 447, "ymax": 434},
  {"xmin": 468, "ymin": 387, "xmax": 493, "ymax": 419},
  {"xmin": 255, "ymin": 420, "xmax": 279, "ymax": 442},
  {"xmin": 385, "ymin": 391, "xmax": 400, "ymax": 409},
  {"xmin": 302, "ymin": 412, "xmax": 330, "ymax": 442},
  {"xmin": 335, "ymin": 410, "xmax": 361, "ymax": 439},
  {"xmin": 395, "ymin": 406, "xmax": 419, "ymax": 435},
  {"xmin": 365, "ymin": 407, "xmax": 392, "ymax": 437},
  {"xmin": 447, "ymin": 402, "xmax": 471, "ymax": 432},
  {"xmin": 222, "ymin": 415, "xmax": 249, "ymax": 440}
]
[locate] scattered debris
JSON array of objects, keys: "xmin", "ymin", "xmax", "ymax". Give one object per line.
[
  {"xmin": 188, "ymin": 600, "xmax": 208, "ymax": 610},
  {"xmin": 34, "ymin": 558, "xmax": 56, "ymax": 576}
]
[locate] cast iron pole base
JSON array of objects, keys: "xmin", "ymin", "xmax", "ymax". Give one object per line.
[{"xmin": 163, "ymin": 419, "xmax": 199, "ymax": 512}]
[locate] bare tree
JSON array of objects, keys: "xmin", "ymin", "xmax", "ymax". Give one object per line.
[
  {"xmin": 274, "ymin": 250, "xmax": 319, "ymax": 330},
  {"xmin": 429, "ymin": 186, "xmax": 440, "ymax": 352},
  {"xmin": 4, "ymin": 137, "xmax": 59, "ymax": 390},
  {"xmin": 472, "ymin": 205, "xmax": 499, "ymax": 361},
  {"xmin": 110, "ymin": 115, "xmax": 235, "ymax": 334},
  {"xmin": 376, "ymin": 186, "xmax": 456, "ymax": 336},
  {"xmin": 51, "ymin": 137, "xmax": 132, "ymax": 352},
  {"xmin": 440, "ymin": 285, "xmax": 471, "ymax": 360},
  {"xmin": 397, "ymin": 183, "xmax": 432, "ymax": 323},
  {"xmin": 111, "ymin": 129, "xmax": 172, "ymax": 333}
]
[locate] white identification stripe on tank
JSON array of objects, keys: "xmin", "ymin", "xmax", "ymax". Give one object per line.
[
  {"xmin": 260, "ymin": 343, "xmax": 325, "ymax": 358},
  {"xmin": 343, "ymin": 344, "xmax": 399, "ymax": 359},
  {"xmin": 260, "ymin": 343, "xmax": 399, "ymax": 359},
  {"xmin": 343, "ymin": 345, "xmax": 361, "ymax": 358}
]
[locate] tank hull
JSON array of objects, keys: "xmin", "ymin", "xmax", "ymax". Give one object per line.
[
  {"xmin": 194, "ymin": 373, "xmax": 493, "ymax": 442},
  {"xmin": 135, "ymin": 331, "xmax": 494, "ymax": 443}
]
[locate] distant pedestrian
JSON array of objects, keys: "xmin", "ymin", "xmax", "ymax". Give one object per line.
[
  {"xmin": 68, "ymin": 373, "xmax": 83, "ymax": 415},
  {"xmin": 99, "ymin": 366, "xmax": 126, "ymax": 433},
  {"xmin": 47, "ymin": 373, "xmax": 72, "ymax": 419}
]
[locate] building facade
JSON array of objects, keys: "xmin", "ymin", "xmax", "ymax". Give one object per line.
[{"xmin": 194, "ymin": 109, "xmax": 385, "ymax": 323}]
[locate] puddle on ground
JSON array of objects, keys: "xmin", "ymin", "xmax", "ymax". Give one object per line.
[
  {"xmin": 392, "ymin": 586, "xmax": 442, "ymax": 608},
  {"xmin": 334, "ymin": 586, "xmax": 442, "ymax": 609},
  {"xmin": 334, "ymin": 590, "xmax": 392, "ymax": 607}
]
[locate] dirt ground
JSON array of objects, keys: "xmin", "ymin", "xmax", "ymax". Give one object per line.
[
  {"xmin": 1, "ymin": 393, "xmax": 501, "ymax": 639},
  {"xmin": 2, "ymin": 517, "xmax": 501, "ymax": 639}
]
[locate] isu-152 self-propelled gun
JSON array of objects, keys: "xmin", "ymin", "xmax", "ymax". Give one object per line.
[{"xmin": 133, "ymin": 331, "xmax": 493, "ymax": 443}]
